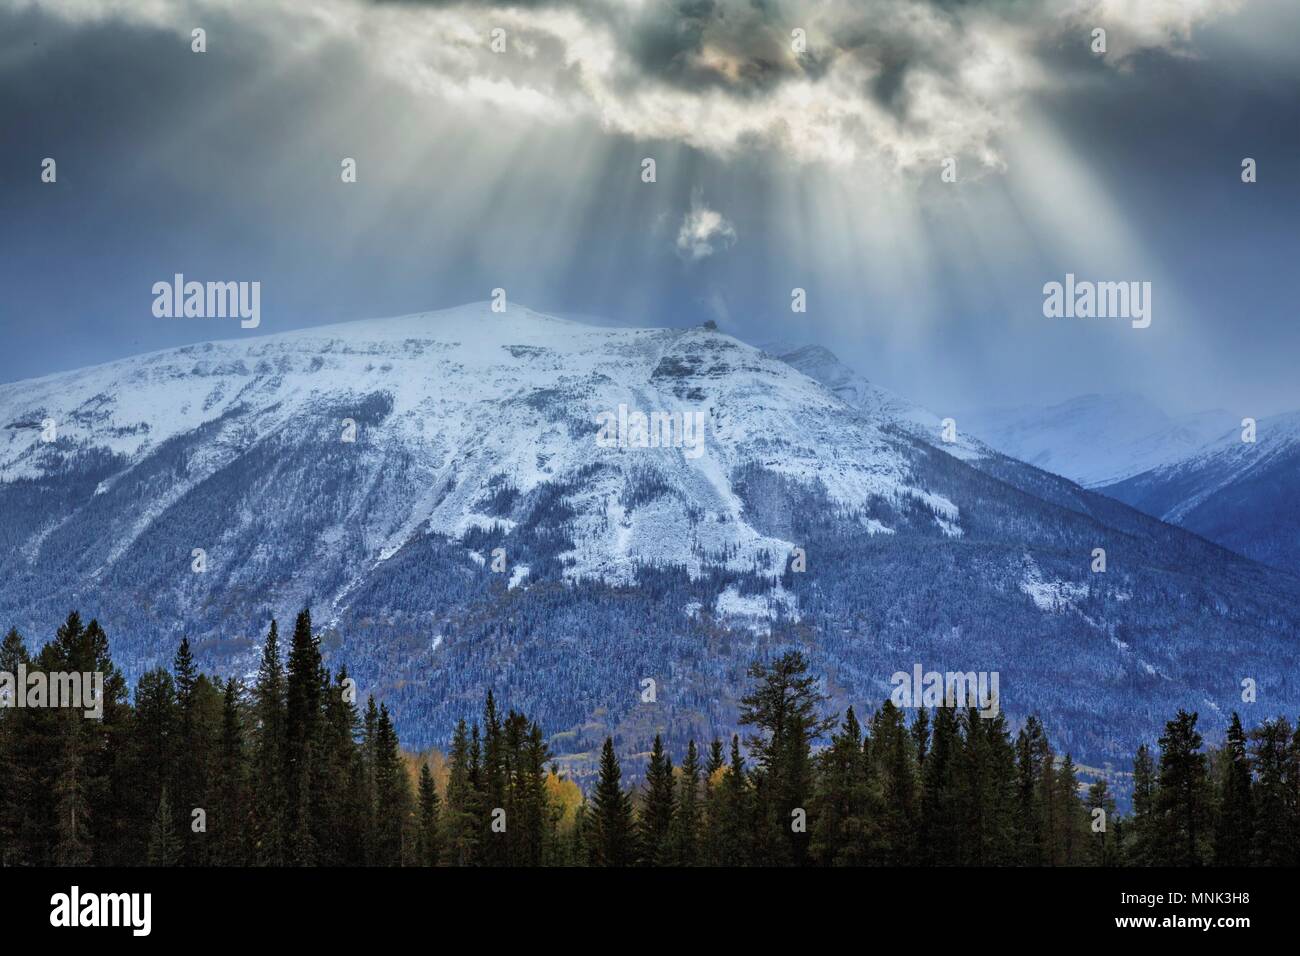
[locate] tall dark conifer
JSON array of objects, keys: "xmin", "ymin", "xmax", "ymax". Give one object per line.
[
  {"xmin": 637, "ymin": 734, "xmax": 675, "ymax": 865},
  {"xmin": 590, "ymin": 737, "xmax": 634, "ymax": 866}
]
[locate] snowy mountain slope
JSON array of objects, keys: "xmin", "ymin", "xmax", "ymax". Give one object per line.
[
  {"xmin": 768, "ymin": 344, "xmax": 1186, "ymax": 537},
  {"xmin": 1, "ymin": 304, "xmax": 1297, "ymax": 768},
  {"xmin": 1101, "ymin": 411, "xmax": 1300, "ymax": 575},
  {"xmin": 0, "ymin": 304, "xmax": 950, "ymax": 591},
  {"xmin": 769, "ymin": 344, "xmax": 989, "ymax": 461},
  {"xmin": 959, "ymin": 393, "xmax": 1234, "ymax": 488}
]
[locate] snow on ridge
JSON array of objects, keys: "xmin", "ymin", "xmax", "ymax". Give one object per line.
[{"xmin": 0, "ymin": 302, "xmax": 965, "ymax": 611}]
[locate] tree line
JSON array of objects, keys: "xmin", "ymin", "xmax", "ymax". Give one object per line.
[{"xmin": 0, "ymin": 610, "xmax": 1296, "ymax": 866}]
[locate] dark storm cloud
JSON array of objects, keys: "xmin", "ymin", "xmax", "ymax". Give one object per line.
[{"xmin": 3, "ymin": 0, "xmax": 1299, "ymax": 421}]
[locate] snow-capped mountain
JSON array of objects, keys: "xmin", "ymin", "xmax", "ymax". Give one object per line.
[
  {"xmin": 1101, "ymin": 411, "xmax": 1300, "ymax": 576},
  {"xmin": 2, "ymin": 304, "xmax": 1297, "ymax": 768},
  {"xmin": 959, "ymin": 393, "xmax": 1234, "ymax": 488},
  {"xmin": 768, "ymin": 344, "xmax": 989, "ymax": 461}
]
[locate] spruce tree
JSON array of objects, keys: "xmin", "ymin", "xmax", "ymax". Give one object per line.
[
  {"xmin": 251, "ymin": 620, "xmax": 287, "ymax": 865},
  {"xmin": 417, "ymin": 762, "xmax": 441, "ymax": 866},
  {"xmin": 1129, "ymin": 743, "xmax": 1157, "ymax": 866},
  {"xmin": 284, "ymin": 609, "xmax": 321, "ymax": 865},
  {"xmin": 147, "ymin": 787, "xmax": 180, "ymax": 866},
  {"xmin": 716, "ymin": 734, "xmax": 752, "ymax": 866},
  {"xmin": 590, "ymin": 737, "xmax": 634, "ymax": 866},
  {"xmin": 869, "ymin": 701, "xmax": 918, "ymax": 865},
  {"xmin": 214, "ymin": 677, "xmax": 248, "ymax": 865},
  {"xmin": 1249, "ymin": 717, "xmax": 1293, "ymax": 865},
  {"xmin": 1154, "ymin": 709, "xmax": 1210, "ymax": 866},
  {"xmin": 669, "ymin": 739, "xmax": 702, "ymax": 866},
  {"xmin": 637, "ymin": 733, "xmax": 675, "ymax": 865},
  {"xmin": 737, "ymin": 652, "xmax": 832, "ymax": 865},
  {"xmin": 1213, "ymin": 712, "xmax": 1253, "ymax": 866},
  {"xmin": 51, "ymin": 710, "xmax": 92, "ymax": 866}
]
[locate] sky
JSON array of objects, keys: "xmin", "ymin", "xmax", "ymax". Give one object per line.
[{"xmin": 2, "ymin": 0, "xmax": 1299, "ymax": 419}]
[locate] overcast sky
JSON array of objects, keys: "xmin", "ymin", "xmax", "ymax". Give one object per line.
[{"xmin": 2, "ymin": 0, "xmax": 1298, "ymax": 418}]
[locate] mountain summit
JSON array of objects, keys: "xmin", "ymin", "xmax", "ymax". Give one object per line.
[{"xmin": 2, "ymin": 305, "xmax": 1296, "ymax": 770}]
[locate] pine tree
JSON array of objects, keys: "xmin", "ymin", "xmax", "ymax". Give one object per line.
[
  {"xmin": 1129, "ymin": 743, "xmax": 1157, "ymax": 866},
  {"xmin": 51, "ymin": 710, "xmax": 92, "ymax": 866},
  {"xmin": 716, "ymin": 734, "xmax": 752, "ymax": 866},
  {"xmin": 738, "ymin": 651, "xmax": 833, "ymax": 865},
  {"xmin": 1249, "ymin": 717, "xmax": 1293, "ymax": 865},
  {"xmin": 1054, "ymin": 754, "xmax": 1088, "ymax": 865},
  {"xmin": 919, "ymin": 701, "xmax": 962, "ymax": 864},
  {"xmin": 372, "ymin": 704, "xmax": 411, "ymax": 865},
  {"xmin": 811, "ymin": 706, "xmax": 876, "ymax": 865},
  {"xmin": 1153, "ymin": 709, "xmax": 1210, "ymax": 866},
  {"xmin": 1213, "ymin": 712, "xmax": 1253, "ymax": 866},
  {"xmin": 417, "ymin": 762, "xmax": 441, "ymax": 866},
  {"xmin": 870, "ymin": 701, "xmax": 917, "ymax": 865},
  {"xmin": 0, "ymin": 629, "xmax": 31, "ymax": 865},
  {"xmin": 319, "ymin": 668, "xmax": 363, "ymax": 865},
  {"xmin": 1088, "ymin": 777, "xmax": 1119, "ymax": 865},
  {"xmin": 284, "ymin": 609, "xmax": 321, "ymax": 865},
  {"xmin": 441, "ymin": 718, "xmax": 481, "ymax": 866},
  {"xmin": 147, "ymin": 787, "xmax": 180, "ymax": 866},
  {"xmin": 172, "ymin": 637, "xmax": 209, "ymax": 866},
  {"xmin": 590, "ymin": 738, "xmax": 634, "ymax": 866},
  {"xmin": 637, "ymin": 734, "xmax": 675, "ymax": 865},
  {"xmin": 669, "ymin": 740, "xmax": 702, "ymax": 866},
  {"xmin": 250, "ymin": 620, "xmax": 287, "ymax": 865},
  {"xmin": 213, "ymin": 678, "xmax": 247, "ymax": 866},
  {"xmin": 1015, "ymin": 715, "xmax": 1051, "ymax": 865}
]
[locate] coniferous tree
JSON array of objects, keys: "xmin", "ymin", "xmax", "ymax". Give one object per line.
[
  {"xmin": 480, "ymin": 692, "xmax": 508, "ymax": 866},
  {"xmin": 372, "ymin": 704, "xmax": 411, "ymax": 865},
  {"xmin": 716, "ymin": 734, "xmax": 752, "ymax": 866},
  {"xmin": 1015, "ymin": 716, "xmax": 1050, "ymax": 865},
  {"xmin": 870, "ymin": 701, "xmax": 917, "ymax": 865},
  {"xmin": 637, "ymin": 734, "xmax": 675, "ymax": 866},
  {"xmin": 810, "ymin": 706, "xmax": 875, "ymax": 865},
  {"xmin": 284, "ymin": 609, "xmax": 321, "ymax": 866},
  {"xmin": 1153, "ymin": 709, "xmax": 1211, "ymax": 866},
  {"xmin": 1129, "ymin": 743, "xmax": 1157, "ymax": 866},
  {"xmin": 51, "ymin": 710, "xmax": 92, "ymax": 866},
  {"xmin": 738, "ymin": 652, "xmax": 833, "ymax": 865},
  {"xmin": 250, "ymin": 620, "xmax": 287, "ymax": 865},
  {"xmin": 590, "ymin": 737, "xmax": 634, "ymax": 866},
  {"xmin": 1213, "ymin": 712, "xmax": 1253, "ymax": 866},
  {"xmin": 417, "ymin": 762, "xmax": 441, "ymax": 866},
  {"xmin": 1087, "ymin": 778, "xmax": 1119, "ymax": 866},
  {"xmin": 919, "ymin": 701, "xmax": 962, "ymax": 864},
  {"xmin": 1248, "ymin": 717, "xmax": 1293, "ymax": 865},
  {"xmin": 172, "ymin": 637, "xmax": 211, "ymax": 866},
  {"xmin": 669, "ymin": 740, "xmax": 702, "ymax": 866},
  {"xmin": 0, "ymin": 629, "xmax": 31, "ymax": 865},
  {"xmin": 213, "ymin": 677, "xmax": 248, "ymax": 865},
  {"xmin": 147, "ymin": 787, "xmax": 180, "ymax": 866},
  {"xmin": 440, "ymin": 718, "xmax": 480, "ymax": 865}
]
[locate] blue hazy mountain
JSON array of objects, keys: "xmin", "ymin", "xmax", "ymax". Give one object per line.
[
  {"xmin": 959, "ymin": 393, "xmax": 1234, "ymax": 489},
  {"xmin": 2, "ymin": 305, "xmax": 1296, "ymax": 779},
  {"xmin": 1101, "ymin": 412, "xmax": 1300, "ymax": 577}
]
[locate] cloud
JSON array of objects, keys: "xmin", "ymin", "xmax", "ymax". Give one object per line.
[
  {"xmin": 675, "ymin": 192, "xmax": 737, "ymax": 262},
  {"xmin": 10, "ymin": 0, "xmax": 1245, "ymax": 170}
]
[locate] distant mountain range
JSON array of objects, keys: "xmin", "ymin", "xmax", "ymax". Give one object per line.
[
  {"xmin": 956, "ymin": 392, "xmax": 1300, "ymax": 579},
  {"xmin": 959, "ymin": 393, "xmax": 1235, "ymax": 488},
  {"xmin": 2, "ymin": 304, "xmax": 1296, "ymax": 777},
  {"xmin": 1100, "ymin": 412, "xmax": 1300, "ymax": 577}
]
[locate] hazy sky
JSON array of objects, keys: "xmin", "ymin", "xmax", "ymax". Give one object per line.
[{"xmin": 2, "ymin": 0, "xmax": 1298, "ymax": 418}]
